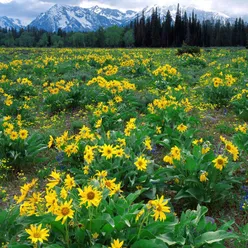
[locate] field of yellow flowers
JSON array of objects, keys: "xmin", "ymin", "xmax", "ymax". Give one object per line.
[{"xmin": 0, "ymin": 47, "xmax": 247, "ymax": 247}]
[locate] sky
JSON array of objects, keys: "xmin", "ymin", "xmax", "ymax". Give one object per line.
[{"xmin": 0, "ymin": 0, "xmax": 247, "ymax": 24}]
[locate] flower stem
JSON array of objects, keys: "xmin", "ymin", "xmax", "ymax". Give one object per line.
[
  {"xmin": 137, "ymin": 214, "xmax": 149, "ymax": 240},
  {"xmin": 65, "ymin": 220, "xmax": 70, "ymax": 248}
]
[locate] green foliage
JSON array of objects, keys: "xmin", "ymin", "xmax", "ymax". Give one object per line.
[
  {"xmin": 231, "ymin": 93, "xmax": 248, "ymax": 121},
  {"xmin": 0, "ymin": 47, "xmax": 247, "ymax": 247},
  {"xmin": 0, "ymin": 198, "xmax": 238, "ymax": 247},
  {"xmin": 105, "ymin": 26, "xmax": 124, "ymax": 47},
  {"xmin": 177, "ymin": 45, "xmax": 201, "ymax": 56},
  {"xmin": 162, "ymin": 144, "xmax": 242, "ymax": 205},
  {"xmin": 16, "ymin": 32, "xmax": 35, "ymax": 47},
  {"xmin": 203, "ymin": 85, "xmax": 235, "ymax": 107},
  {"xmin": 0, "ymin": 121, "xmax": 47, "ymax": 170},
  {"xmin": 71, "ymin": 33, "xmax": 86, "ymax": 47},
  {"xmin": 123, "ymin": 29, "xmax": 135, "ymax": 47}
]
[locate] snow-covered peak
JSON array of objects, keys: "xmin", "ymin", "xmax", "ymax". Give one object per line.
[
  {"xmin": 0, "ymin": 16, "xmax": 24, "ymax": 29},
  {"xmin": 90, "ymin": 5, "xmax": 103, "ymax": 14},
  {"xmin": 3, "ymin": 3, "xmax": 245, "ymax": 32},
  {"xmin": 140, "ymin": 4, "xmax": 231, "ymax": 22},
  {"xmin": 29, "ymin": 4, "xmax": 136, "ymax": 32}
]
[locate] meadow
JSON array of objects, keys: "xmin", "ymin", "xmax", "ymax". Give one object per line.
[{"xmin": 0, "ymin": 47, "xmax": 247, "ymax": 247}]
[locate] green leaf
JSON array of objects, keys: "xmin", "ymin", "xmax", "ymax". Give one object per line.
[
  {"xmin": 7, "ymin": 245, "xmax": 30, "ymax": 248},
  {"xmin": 50, "ymin": 220, "xmax": 65, "ymax": 235},
  {"xmin": 219, "ymin": 220, "xmax": 235, "ymax": 231},
  {"xmin": 185, "ymin": 156, "xmax": 197, "ymax": 171},
  {"xmin": 213, "ymin": 183, "xmax": 233, "ymax": 193},
  {"xmin": 124, "ymin": 219, "xmax": 131, "ymax": 227},
  {"xmin": 45, "ymin": 245, "xmax": 64, "ymax": 248},
  {"xmin": 143, "ymin": 186, "xmax": 156, "ymax": 200},
  {"xmin": 192, "ymin": 205, "xmax": 208, "ymax": 225},
  {"xmin": 145, "ymin": 221, "xmax": 177, "ymax": 235},
  {"xmin": 102, "ymin": 222, "xmax": 114, "ymax": 234},
  {"xmin": 159, "ymin": 139, "xmax": 170, "ymax": 148},
  {"xmin": 174, "ymin": 189, "xmax": 191, "ymax": 200},
  {"xmin": 185, "ymin": 178, "xmax": 200, "ymax": 184},
  {"xmin": 0, "ymin": 210, "xmax": 7, "ymax": 225},
  {"xmin": 193, "ymin": 145, "xmax": 202, "ymax": 159},
  {"xmin": 242, "ymin": 223, "xmax": 248, "ymax": 235},
  {"xmin": 132, "ymin": 239, "xmax": 168, "ymax": 248},
  {"xmin": 75, "ymin": 228, "xmax": 85, "ymax": 243},
  {"xmin": 91, "ymin": 245, "xmax": 107, "ymax": 248},
  {"xmin": 101, "ymin": 213, "xmax": 115, "ymax": 228},
  {"xmin": 158, "ymin": 233, "xmax": 185, "ymax": 245},
  {"xmin": 186, "ymin": 188, "xmax": 204, "ymax": 202},
  {"xmin": 126, "ymin": 189, "xmax": 145, "ymax": 204},
  {"xmin": 195, "ymin": 230, "xmax": 238, "ymax": 247}
]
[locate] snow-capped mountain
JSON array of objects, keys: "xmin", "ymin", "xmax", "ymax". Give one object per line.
[
  {"xmin": 29, "ymin": 4, "xmax": 136, "ymax": 32},
  {"xmin": 0, "ymin": 16, "xmax": 24, "ymax": 30},
  {"xmin": 139, "ymin": 4, "xmax": 231, "ymax": 23},
  {"xmin": 1, "ymin": 4, "xmax": 246, "ymax": 32},
  {"xmin": 90, "ymin": 5, "xmax": 136, "ymax": 25}
]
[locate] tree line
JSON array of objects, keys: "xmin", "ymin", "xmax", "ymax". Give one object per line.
[
  {"xmin": 0, "ymin": 26, "xmax": 134, "ymax": 48},
  {"xmin": 0, "ymin": 4, "xmax": 247, "ymax": 48},
  {"xmin": 132, "ymin": 4, "xmax": 248, "ymax": 47}
]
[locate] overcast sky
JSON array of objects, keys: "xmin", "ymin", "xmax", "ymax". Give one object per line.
[{"xmin": 0, "ymin": 0, "xmax": 247, "ymax": 24}]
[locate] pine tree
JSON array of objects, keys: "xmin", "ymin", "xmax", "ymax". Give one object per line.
[
  {"xmin": 174, "ymin": 4, "xmax": 182, "ymax": 46},
  {"xmin": 145, "ymin": 17, "xmax": 152, "ymax": 47},
  {"xmin": 161, "ymin": 10, "xmax": 172, "ymax": 47},
  {"xmin": 151, "ymin": 7, "xmax": 161, "ymax": 47}
]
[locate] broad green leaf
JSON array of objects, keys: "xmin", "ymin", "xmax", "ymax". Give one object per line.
[
  {"xmin": 192, "ymin": 205, "xmax": 208, "ymax": 225},
  {"xmin": 7, "ymin": 245, "xmax": 30, "ymax": 248},
  {"xmin": 174, "ymin": 189, "xmax": 191, "ymax": 200},
  {"xmin": 126, "ymin": 189, "xmax": 146, "ymax": 204},
  {"xmin": 75, "ymin": 228, "xmax": 85, "ymax": 243},
  {"xmin": 132, "ymin": 239, "xmax": 168, "ymax": 248},
  {"xmin": 158, "ymin": 233, "xmax": 185, "ymax": 245},
  {"xmin": 195, "ymin": 230, "xmax": 238, "ymax": 247},
  {"xmin": 186, "ymin": 188, "xmax": 204, "ymax": 202},
  {"xmin": 0, "ymin": 210, "xmax": 7, "ymax": 225},
  {"xmin": 185, "ymin": 156, "xmax": 197, "ymax": 171},
  {"xmin": 45, "ymin": 245, "xmax": 64, "ymax": 248},
  {"xmin": 193, "ymin": 145, "xmax": 202, "ymax": 159},
  {"xmin": 101, "ymin": 213, "xmax": 115, "ymax": 228}
]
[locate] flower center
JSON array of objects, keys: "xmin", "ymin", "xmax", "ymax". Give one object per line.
[
  {"xmin": 61, "ymin": 207, "xmax": 70, "ymax": 216},
  {"xmin": 217, "ymin": 159, "xmax": 224, "ymax": 165},
  {"xmin": 156, "ymin": 205, "xmax": 162, "ymax": 212},
  {"xmin": 87, "ymin": 192, "xmax": 95, "ymax": 200},
  {"xmin": 105, "ymin": 181, "xmax": 111, "ymax": 187},
  {"xmin": 33, "ymin": 232, "xmax": 41, "ymax": 238},
  {"xmin": 226, "ymin": 145, "xmax": 231, "ymax": 151}
]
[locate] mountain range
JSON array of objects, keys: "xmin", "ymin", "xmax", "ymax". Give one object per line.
[
  {"xmin": 0, "ymin": 4, "xmax": 246, "ymax": 32},
  {"xmin": 0, "ymin": 16, "xmax": 24, "ymax": 30}
]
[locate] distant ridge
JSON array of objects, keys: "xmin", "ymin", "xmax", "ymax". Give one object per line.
[
  {"xmin": 0, "ymin": 4, "xmax": 246, "ymax": 31},
  {"xmin": 28, "ymin": 4, "xmax": 136, "ymax": 32},
  {"xmin": 0, "ymin": 16, "xmax": 24, "ymax": 30}
]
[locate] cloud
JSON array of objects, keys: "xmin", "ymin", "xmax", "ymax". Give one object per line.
[
  {"xmin": 82, "ymin": 0, "xmax": 248, "ymax": 13},
  {"xmin": 0, "ymin": 0, "xmax": 247, "ymax": 24},
  {"xmin": 0, "ymin": 0, "xmax": 81, "ymax": 23},
  {"xmin": 0, "ymin": 1, "xmax": 52, "ymax": 23},
  {"xmin": 211, "ymin": 0, "xmax": 248, "ymax": 14}
]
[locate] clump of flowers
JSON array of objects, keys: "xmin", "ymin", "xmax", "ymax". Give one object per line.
[{"xmin": 97, "ymin": 65, "xmax": 118, "ymax": 76}]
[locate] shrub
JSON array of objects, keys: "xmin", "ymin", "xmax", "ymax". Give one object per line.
[
  {"xmin": 0, "ymin": 118, "xmax": 47, "ymax": 170},
  {"xmin": 231, "ymin": 88, "xmax": 248, "ymax": 121},
  {"xmin": 177, "ymin": 45, "xmax": 201, "ymax": 56}
]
